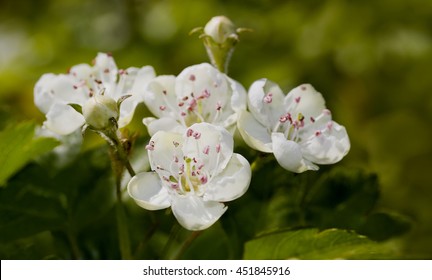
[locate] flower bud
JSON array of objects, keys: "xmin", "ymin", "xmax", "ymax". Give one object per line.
[
  {"xmin": 82, "ymin": 94, "xmax": 119, "ymax": 130},
  {"xmin": 204, "ymin": 16, "xmax": 237, "ymax": 45}
]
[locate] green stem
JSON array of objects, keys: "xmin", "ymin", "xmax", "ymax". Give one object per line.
[
  {"xmin": 106, "ymin": 129, "xmax": 136, "ymax": 177},
  {"xmin": 66, "ymin": 230, "xmax": 82, "ymax": 260},
  {"xmin": 250, "ymin": 152, "xmax": 271, "ymax": 172},
  {"xmin": 173, "ymin": 231, "xmax": 202, "ymax": 260},
  {"xmin": 162, "ymin": 224, "xmax": 181, "ymax": 259},
  {"xmin": 116, "ymin": 176, "xmax": 132, "ymax": 260},
  {"xmin": 204, "ymin": 42, "xmax": 235, "ymax": 74}
]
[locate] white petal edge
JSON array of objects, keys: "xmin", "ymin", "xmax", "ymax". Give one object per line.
[
  {"xmin": 302, "ymin": 121, "xmax": 350, "ymax": 165},
  {"xmin": 44, "ymin": 103, "xmax": 85, "ymax": 135},
  {"xmin": 144, "ymin": 75, "xmax": 178, "ymax": 119},
  {"xmin": 147, "ymin": 130, "xmax": 183, "ymax": 172},
  {"xmin": 229, "ymin": 78, "xmax": 247, "ymax": 112},
  {"xmin": 284, "ymin": 84, "xmax": 326, "ymax": 119},
  {"xmin": 171, "ymin": 195, "xmax": 227, "ymax": 231},
  {"xmin": 143, "ymin": 117, "xmax": 184, "ymax": 136},
  {"xmin": 237, "ymin": 110, "xmax": 273, "ymax": 153},
  {"xmin": 204, "ymin": 153, "xmax": 251, "ymax": 202},
  {"xmin": 127, "ymin": 172, "xmax": 171, "ymax": 210},
  {"xmin": 271, "ymin": 132, "xmax": 318, "ymax": 173},
  {"xmin": 248, "ymin": 78, "xmax": 286, "ymax": 128}
]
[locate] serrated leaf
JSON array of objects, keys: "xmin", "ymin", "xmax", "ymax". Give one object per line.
[
  {"xmin": 0, "ymin": 122, "xmax": 59, "ymax": 186},
  {"xmin": 244, "ymin": 228, "xmax": 396, "ymax": 259}
]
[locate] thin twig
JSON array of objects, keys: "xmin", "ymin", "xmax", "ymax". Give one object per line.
[{"xmin": 173, "ymin": 231, "xmax": 202, "ymax": 260}]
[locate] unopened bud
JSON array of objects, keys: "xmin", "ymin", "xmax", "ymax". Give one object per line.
[
  {"xmin": 204, "ymin": 16, "xmax": 237, "ymax": 45},
  {"xmin": 82, "ymin": 94, "xmax": 119, "ymax": 130}
]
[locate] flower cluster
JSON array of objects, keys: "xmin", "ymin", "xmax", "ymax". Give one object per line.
[{"xmin": 34, "ymin": 17, "xmax": 350, "ymax": 231}]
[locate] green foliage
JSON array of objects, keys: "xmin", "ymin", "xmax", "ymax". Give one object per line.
[
  {"xmin": 0, "ymin": 147, "xmax": 115, "ymax": 259},
  {"xmin": 0, "ymin": 122, "xmax": 59, "ymax": 186},
  {"xmin": 244, "ymin": 228, "xmax": 396, "ymax": 260}
]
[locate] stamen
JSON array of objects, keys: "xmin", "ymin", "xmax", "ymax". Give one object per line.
[
  {"xmin": 188, "ymin": 98, "xmax": 197, "ymax": 111},
  {"xmin": 199, "ymin": 89, "xmax": 211, "ymax": 99},
  {"xmin": 263, "ymin": 92, "xmax": 273, "ymax": 104},
  {"xmin": 216, "ymin": 101, "xmax": 222, "ymax": 111},
  {"xmin": 189, "ymin": 74, "xmax": 196, "ymax": 81},
  {"xmin": 203, "ymin": 145, "xmax": 210, "ymax": 155},
  {"xmin": 216, "ymin": 144, "xmax": 221, "ymax": 153},
  {"xmin": 295, "ymin": 96, "xmax": 301, "ymax": 103},
  {"xmin": 145, "ymin": 140, "xmax": 155, "ymax": 151},
  {"xmin": 200, "ymin": 174, "xmax": 208, "ymax": 184},
  {"xmin": 186, "ymin": 129, "xmax": 194, "ymax": 137},
  {"xmin": 159, "ymin": 105, "xmax": 166, "ymax": 111},
  {"xmin": 193, "ymin": 131, "xmax": 201, "ymax": 139}
]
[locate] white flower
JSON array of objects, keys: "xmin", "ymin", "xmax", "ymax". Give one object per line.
[
  {"xmin": 237, "ymin": 79, "xmax": 350, "ymax": 173},
  {"xmin": 127, "ymin": 122, "xmax": 251, "ymax": 231},
  {"xmin": 34, "ymin": 53, "xmax": 155, "ymax": 135},
  {"xmin": 142, "ymin": 63, "xmax": 246, "ymax": 136}
]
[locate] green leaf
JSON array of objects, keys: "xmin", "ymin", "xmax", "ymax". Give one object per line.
[
  {"xmin": 0, "ymin": 165, "xmax": 66, "ymax": 243},
  {"xmin": 244, "ymin": 228, "xmax": 396, "ymax": 259},
  {"xmin": 304, "ymin": 168, "xmax": 380, "ymax": 230},
  {"xmin": 359, "ymin": 212, "xmax": 412, "ymax": 241},
  {"xmin": 0, "ymin": 122, "xmax": 59, "ymax": 186}
]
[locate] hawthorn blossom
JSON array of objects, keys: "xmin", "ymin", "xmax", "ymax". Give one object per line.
[
  {"xmin": 127, "ymin": 123, "xmax": 251, "ymax": 231},
  {"xmin": 237, "ymin": 79, "xmax": 350, "ymax": 173},
  {"xmin": 34, "ymin": 53, "xmax": 155, "ymax": 135},
  {"xmin": 142, "ymin": 63, "xmax": 246, "ymax": 136}
]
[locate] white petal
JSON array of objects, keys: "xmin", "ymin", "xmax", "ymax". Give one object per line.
[
  {"xmin": 144, "ymin": 75, "xmax": 178, "ymax": 119},
  {"xmin": 171, "ymin": 195, "xmax": 227, "ymax": 231},
  {"xmin": 148, "ymin": 130, "xmax": 184, "ymax": 172},
  {"xmin": 204, "ymin": 153, "xmax": 251, "ymax": 202},
  {"xmin": 229, "ymin": 78, "xmax": 247, "ymax": 112},
  {"xmin": 176, "ymin": 63, "xmax": 232, "ymax": 122},
  {"xmin": 34, "ymin": 73, "xmax": 88, "ymax": 113},
  {"xmin": 143, "ymin": 117, "xmax": 184, "ymax": 136},
  {"xmin": 44, "ymin": 103, "xmax": 85, "ymax": 135},
  {"xmin": 271, "ymin": 132, "xmax": 318, "ymax": 173},
  {"xmin": 284, "ymin": 84, "xmax": 326, "ymax": 118},
  {"xmin": 237, "ymin": 110, "xmax": 273, "ymax": 153},
  {"xmin": 94, "ymin": 52, "xmax": 118, "ymax": 85},
  {"xmin": 127, "ymin": 172, "xmax": 171, "ymax": 210},
  {"xmin": 183, "ymin": 123, "xmax": 233, "ymax": 174},
  {"xmin": 302, "ymin": 121, "xmax": 350, "ymax": 164},
  {"xmin": 68, "ymin": 63, "xmax": 93, "ymax": 80},
  {"xmin": 117, "ymin": 94, "xmax": 141, "ymax": 128},
  {"xmin": 130, "ymin": 66, "xmax": 156, "ymax": 97},
  {"xmin": 248, "ymin": 79, "xmax": 286, "ymax": 128}
]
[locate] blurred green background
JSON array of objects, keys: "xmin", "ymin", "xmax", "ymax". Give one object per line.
[{"xmin": 1, "ymin": 0, "xmax": 431, "ymax": 258}]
